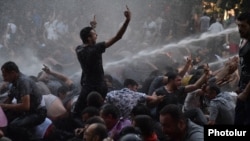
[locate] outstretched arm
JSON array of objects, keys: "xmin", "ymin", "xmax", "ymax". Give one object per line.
[
  {"xmin": 42, "ymin": 64, "xmax": 73, "ymax": 87},
  {"xmin": 178, "ymin": 56, "xmax": 193, "ymax": 77},
  {"xmin": 105, "ymin": 5, "xmax": 131, "ymax": 48}
]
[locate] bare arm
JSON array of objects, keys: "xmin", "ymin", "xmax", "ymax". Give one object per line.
[
  {"xmin": 0, "ymin": 95, "xmax": 30, "ymax": 111},
  {"xmin": 178, "ymin": 56, "xmax": 192, "ymax": 77},
  {"xmin": 42, "ymin": 64, "xmax": 73, "ymax": 87},
  {"xmin": 146, "ymin": 94, "xmax": 164, "ymax": 105},
  {"xmin": 105, "ymin": 5, "xmax": 131, "ymax": 48}
]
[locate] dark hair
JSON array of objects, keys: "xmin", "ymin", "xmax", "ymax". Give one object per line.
[
  {"xmin": 165, "ymin": 71, "xmax": 179, "ymax": 83},
  {"xmin": 237, "ymin": 12, "xmax": 250, "ymax": 25},
  {"xmin": 118, "ymin": 126, "xmax": 142, "ymax": 140},
  {"xmin": 81, "ymin": 106, "xmax": 100, "ymax": 117},
  {"xmin": 85, "ymin": 116, "xmax": 105, "ymax": 125},
  {"xmin": 87, "ymin": 91, "xmax": 104, "ymax": 109},
  {"xmin": 207, "ymin": 83, "xmax": 221, "ymax": 95},
  {"xmin": 80, "ymin": 26, "xmax": 93, "ymax": 44},
  {"xmin": 92, "ymin": 123, "xmax": 108, "ymax": 141},
  {"xmin": 123, "ymin": 79, "xmax": 138, "ymax": 87},
  {"xmin": 131, "ymin": 104, "xmax": 150, "ymax": 117},
  {"xmin": 104, "ymin": 74, "xmax": 113, "ymax": 83},
  {"xmin": 164, "ymin": 66, "xmax": 175, "ymax": 74},
  {"xmin": 1, "ymin": 61, "xmax": 20, "ymax": 73},
  {"xmin": 160, "ymin": 104, "xmax": 186, "ymax": 122},
  {"xmin": 133, "ymin": 115, "xmax": 154, "ymax": 137},
  {"xmin": 188, "ymin": 69, "xmax": 203, "ymax": 85},
  {"xmin": 57, "ymin": 85, "xmax": 69, "ymax": 96},
  {"xmin": 100, "ymin": 104, "xmax": 120, "ymax": 119}
]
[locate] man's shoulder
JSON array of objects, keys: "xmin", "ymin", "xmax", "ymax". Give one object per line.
[
  {"xmin": 75, "ymin": 45, "xmax": 84, "ymax": 52},
  {"xmin": 187, "ymin": 119, "xmax": 204, "ymax": 138},
  {"xmin": 17, "ymin": 73, "xmax": 30, "ymax": 82},
  {"xmin": 107, "ymin": 89, "xmax": 120, "ymax": 96}
]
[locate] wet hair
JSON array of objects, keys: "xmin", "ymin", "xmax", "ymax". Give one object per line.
[
  {"xmin": 237, "ymin": 12, "xmax": 250, "ymax": 25},
  {"xmin": 123, "ymin": 79, "xmax": 138, "ymax": 87},
  {"xmin": 160, "ymin": 104, "xmax": 186, "ymax": 123},
  {"xmin": 80, "ymin": 26, "xmax": 93, "ymax": 44},
  {"xmin": 1, "ymin": 61, "xmax": 20, "ymax": 73}
]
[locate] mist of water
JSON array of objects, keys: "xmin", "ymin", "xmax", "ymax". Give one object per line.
[
  {"xmin": 103, "ymin": 27, "xmax": 238, "ymax": 70},
  {"xmin": 0, "ymin": 0, "xmax": 241, "ymax": 83}
]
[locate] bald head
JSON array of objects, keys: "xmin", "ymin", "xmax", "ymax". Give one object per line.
[{"xmin": 84, "ymin": 123, "xmax": 108, "ymax": 141}]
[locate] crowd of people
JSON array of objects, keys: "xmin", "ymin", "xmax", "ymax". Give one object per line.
[
  {"xmin": 0, "ymin": 0, "xmax": 238, "ymax": 76},
  {"xmin": 0, "ymin": 0, "xmax": 250, "ymax": 141}
]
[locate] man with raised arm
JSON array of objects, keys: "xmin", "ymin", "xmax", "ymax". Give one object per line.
[{"xmin": 73, "ymin": 6, "xmax": 131, "ymax": 117}]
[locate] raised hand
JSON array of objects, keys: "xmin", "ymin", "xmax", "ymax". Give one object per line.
[
  {"xmin": 186, "ymin": 55, "xmax": 193, "ymax": 65},
  {"xmin": 42, "ymin": 64, "xmax": 51, "ymax": 74},
  {"xmin": 124, "ymin": 5, "xmax": 131, "ymax": 21},
  {"xmin": 203, "ymin": 63, "xmax": 210, "ymax": 75},
  {"xmin": 90, "ymin": 15, "xmax": 97, "ymax": 28}
]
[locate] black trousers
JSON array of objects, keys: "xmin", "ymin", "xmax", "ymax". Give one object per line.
[
  {"xmin": 6, "ymin": 107, "xmax": 47, "ymax": 141},
  {"xmin": 73, "ymin": 84, "xmax": 107, "ymax": 116},
  {"xmin": 235, "ymin": 74, "xmax": 250, "ymax": 125}
]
